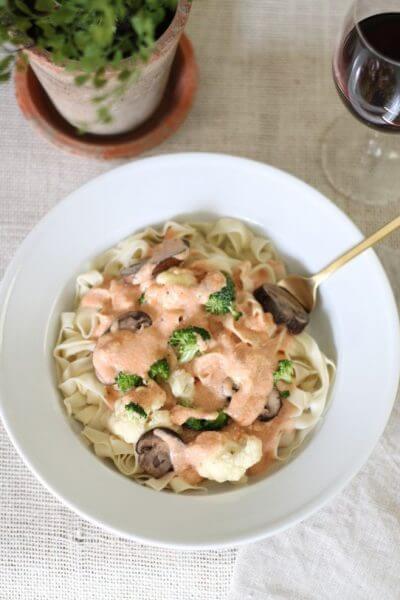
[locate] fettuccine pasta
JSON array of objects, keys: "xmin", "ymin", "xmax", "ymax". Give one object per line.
[{"xmin": 54, "ymin": 219, "xmax": 334, "ymax": 492}]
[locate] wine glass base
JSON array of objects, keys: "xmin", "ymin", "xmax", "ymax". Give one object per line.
[{"xmin": 321, "ymin": 114, "xmax": 400, "ymax": 206}]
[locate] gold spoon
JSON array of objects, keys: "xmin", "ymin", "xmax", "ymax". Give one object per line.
[
  {"xmin": 279, "ymin": 215, "xmax": 400, "ymax": 312},
  {"xmin": 254, "ymin": 215, "xmax": 400, "ymax": 334}
]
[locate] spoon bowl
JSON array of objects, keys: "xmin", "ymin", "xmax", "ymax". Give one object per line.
[
  {"xmin": 277, "ymin": 274, "xmax": 317, "ymax": 313},
  {"xmin": 271, "ymin": 215, "xmax": 400, "ymax": 322}
]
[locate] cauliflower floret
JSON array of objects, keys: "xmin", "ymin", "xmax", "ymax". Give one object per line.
[
  {"xmin": 107, "ymin": 381, "xmax": 168, "ymax": 445},
  {"xmin": 107, "ymin": 400, "xmax": 146, "ymax": 444},
  {"xmin": 156, "ymin": 267, "xmax": 197, "ymax": 287},
  {"xmin": 169, "ymin": 369, "xmax": 195, "ymax": 406},
  {"xmin": 114, "ymin": 379, "xmax": 165, "ymax": 413},
  {"xmin": 108, "ymin": 403, "xmax": 177, "ymax": 446},
  {"xmin": 132, "ymin": 381, "xmax": 166, "ymax": 413},
  {"xmin": 188, "ymin": 433, "xmax": 262, "ymax": 483},
  {"xmin": 148, "ymin": 409, "xmax": 175, "ymax": 430}
]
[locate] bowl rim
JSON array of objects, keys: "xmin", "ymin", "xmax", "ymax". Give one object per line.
[{"xmin": 0, "ymin": 152, "xmax": 399, "ymax": 550}]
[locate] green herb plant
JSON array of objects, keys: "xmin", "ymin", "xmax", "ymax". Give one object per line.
[{"xmin": 0, "ymin": 0, "xmax": 178, "ymax": 125}]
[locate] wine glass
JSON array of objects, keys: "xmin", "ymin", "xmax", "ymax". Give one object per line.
[{"xmin": 322, "ymin": 0, "xmax": 400, "ymax": 205}]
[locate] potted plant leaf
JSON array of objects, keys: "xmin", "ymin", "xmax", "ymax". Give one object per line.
[{"xmin": 0, "ymin": 0, "xmax": 192, "ymax": 134}]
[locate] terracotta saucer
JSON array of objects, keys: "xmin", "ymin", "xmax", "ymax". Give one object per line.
[{"xmin": 14, "ymin": 35, "xmax": 198, "ymax": 160}]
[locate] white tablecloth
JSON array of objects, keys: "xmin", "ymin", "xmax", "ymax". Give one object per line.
[{"xmin": 0, "ymin": 1, "xmax": 399, "ymax": 598}]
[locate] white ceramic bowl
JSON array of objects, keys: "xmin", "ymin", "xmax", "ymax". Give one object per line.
[{"xmin": 0, "ymin": 154, "xmax": 399, "ymax": 549}]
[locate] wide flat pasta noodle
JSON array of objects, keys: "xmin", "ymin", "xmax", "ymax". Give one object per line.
[{"xmin": 54, "ymin": 219, "xmax": 335, "ymax": 493}]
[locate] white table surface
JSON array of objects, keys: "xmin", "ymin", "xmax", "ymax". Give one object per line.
[{"xmin": 0, "ymin": 1, "xmax": 399, "ymax": 598}]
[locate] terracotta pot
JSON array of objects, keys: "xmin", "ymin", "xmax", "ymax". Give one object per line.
[
  {"xmin": 15, "ymin": 35, "xmax": 198, "ymax": 160},
  {"xmin": 26, "ymin": 0, "xmax": 192, "ymax": 135}
]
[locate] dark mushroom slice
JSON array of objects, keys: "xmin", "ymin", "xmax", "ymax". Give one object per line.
[
  {"xmin": 258, "ymin": 388, "xmax": 282, "ymax": 422},
  {"xmin": 151, "ymin": 238, "xmax": 190, "ymax": 277},
  {"xmin": 136, "ymin": 428, "xmax": 182, "ymax": 479},
  {"xmin": 254, "ymin": 283, "xmax": 309, "ymax": 335},
  {"xmin": 110, "ymin": 310, "xmax": 152, "ymax": 333}
]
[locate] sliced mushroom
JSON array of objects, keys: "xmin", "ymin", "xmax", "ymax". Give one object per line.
[
  {"xmin": 120, "ymin": 239, "xmax": 190, "ymax": 281},
  {"xmin": 120, "ymin": 259, "xmax": 148, "ymax": 279},
  {"xmin": 110, "ymin": 311, "xmax": 152, "ymax": 333},
  {"xmin": 151, "ymin": 238, "xmax": 189, "ymax": 263},
  {"xmin": 254, "ymin": 283, "xmax": 309, "ymax": 335},
  {"xmin": 258, "ymin": 388, "xmax": 282, "ymax": 421},
  {"xmin": 151, "ymin": 238, "xmax": 190, "ymax": 277},
  {"xmin": 136, "ymin": 428, "xmax": 182, "ymax": 479}
]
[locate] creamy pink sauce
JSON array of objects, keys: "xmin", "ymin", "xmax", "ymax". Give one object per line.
[
  {"xmin": 154, "ymin": 428, "xmax": 202, "ymax": 485},
  {"xmin": 183, "ymin": 431, "xmax": 233, "ymax": 477},
  {"xmin": 170, "ymin": 406, "xmax": 220, "ymax": 426},
  {"xmin": 124, "ymin": 381, "xmax": 166, "ymax": 413},
  {"xmin": 82, "ymin": 237, "xmax": 295, "ymax": 482},
  {"xmin": 81, "ymin": 279, "xmax": 142, "ymax": 338},
  {"xmin": 246, "ymin": 399, "xmax": 297, "ymax": 475}
]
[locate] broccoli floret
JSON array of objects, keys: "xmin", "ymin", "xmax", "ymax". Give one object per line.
[
  {"xmin": 273, "ymin": 360, "xmax": 294, "ymax": 384},
  {"xmin": 177, "ymin": 398, "xmax": 193, "ymax": 408},
  {"xmin": 125, "ymin": 402, "xmax": 147, "ymax": 419},
  {"xmin": 148, "ymin": 358, "xmax": 170, "ymax": 382},
  {"xmin": 138, "ymin": 293, "xmax": 146, "ymax": 305},
  {"xmin": 204, "ymin": 274, "xmax": 242, "ymax": 321},
  {"xmin": 279, "ymin": 390, "xmax": 290, "ymax": 399},
  {"xmin": 184, "ymin": 412, "xmax": 229, "ymax": 431},
  {"xmin": 115, "ymin": 372, "xmax": 145, "ymax": 393},
  {"xmin": 168, "ymin": 326, "xmax": 211, "ymax": 363}
]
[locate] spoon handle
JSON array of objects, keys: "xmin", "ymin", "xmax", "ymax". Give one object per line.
[{"xmin": 312, "ymin": 215, "xmax": 400, "ymax": 286}]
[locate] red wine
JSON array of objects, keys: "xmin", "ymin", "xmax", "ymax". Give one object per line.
[{"xmin": 334, "ymin": 12, "xmax": 400, "ymax": 131}]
